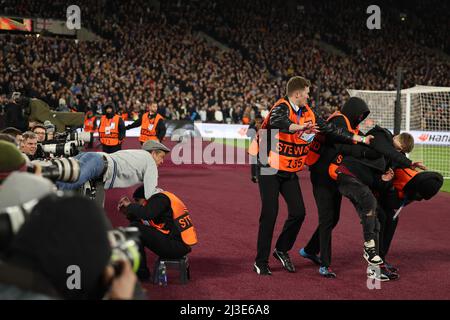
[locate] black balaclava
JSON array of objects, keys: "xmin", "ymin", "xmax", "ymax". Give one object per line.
[
  {"xmin": 105, "ymin": 103, "xmax": 115, "ymax": 119},
  {"xmin": 341, "ymin": 97, "xmax": 370, "ymax": 129},
  {"xmin": 9, "ymin": 194, "xmax": 112, "ymax": 299}
]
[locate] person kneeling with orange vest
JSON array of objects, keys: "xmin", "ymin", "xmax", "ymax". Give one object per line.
[{"xmin": 118, "ymin": 186, "xmax": 197, "ymax": 281}]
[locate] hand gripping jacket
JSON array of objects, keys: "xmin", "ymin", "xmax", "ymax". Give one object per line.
[
  {"xmin": 305, "ymin": 111, "xmax": 359, "ymax": 180},
  {"xmin": 99, "ymin": 114, "xmax": 121, "ymax": 146},
  {"xmin": 140, "ymin": 113, "xmax": 164, "ymax": 143},
  {"xmin": 141, "ymin": 191, "xmax": 198, "ymax": 246},
  {"xmin": 248, "ymin": 98, "xmax": 316, "ymax": 172}
]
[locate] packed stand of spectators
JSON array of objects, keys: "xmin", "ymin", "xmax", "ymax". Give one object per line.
[{"xmin": 0, "ymin": 0, "xmax": 449, "ymax": 126}]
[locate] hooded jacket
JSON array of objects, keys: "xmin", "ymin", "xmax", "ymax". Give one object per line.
[
  {"xmin": 341, "ymin": 125, "xmax": 412, "ymax": 188},
  {"xmin": 310, "ymin": 97, "xmax": 374, "ymax": 180},
  {"xmin": 259, "ymin": 96, "xmax": 357, "ymax": 177}
]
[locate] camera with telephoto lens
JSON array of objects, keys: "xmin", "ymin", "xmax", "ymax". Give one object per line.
[
  {"xmin": 41, "ymin": 141, "xmax": 80, "ymax": 157},
  {"xmin": 108, "ymin": 227, "xmax": 141, "ymax": 274},
  {"xmin": 40, "ymin": 127, "xmax": 92, "ymax": 158},
  {"xmin": 27, "ymin": 158, "xmax": 80, "ymax": 182},
  {"xmin": 53, "ymin": 131, "xmax": 92, "ymax": 144}
]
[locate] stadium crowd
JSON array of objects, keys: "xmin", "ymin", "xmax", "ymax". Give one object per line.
[{"xmin": 0, "ymin": 0, "xmax": 449, "ymax": 127}]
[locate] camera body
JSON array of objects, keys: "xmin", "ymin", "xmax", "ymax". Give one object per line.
[{"xmin": 108, "ymin": 227, "xmax": 141, "ymax": 273}]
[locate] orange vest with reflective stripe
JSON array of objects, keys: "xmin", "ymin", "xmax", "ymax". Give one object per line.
[
  {"xmin": 99, "ymin": 115, "xmax": 121, "ymax": 146},
  {"xmin": 84, "ymin": 116, "xmax": 96, "ymax": 133},
  {"xmin": 248, "ymin": 98, "xmax": 316, "ymax": 172},
  {"xmin": 393, "ymin": 167, "xmax": 419, "ymax": 200},
  {"xmin": 325, "ymin": 112, "xmax": 360, "ymax": 180},
  {"xmin": 141, "ymin": 192, "xmax": 198, "ymax": 246},
  {"xmin": 140, "ymin": 113, "xmax": 164, "ymax": 143}
]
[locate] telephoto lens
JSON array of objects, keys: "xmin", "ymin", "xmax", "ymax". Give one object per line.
[
  {"xmin": 27, "ymin": 158, "xmax": 80, "ymax": 182},
  {"xmin": 67, "ymin": 131, "xmax": 92, "ymax": 144},
  {"xmin": 41, "ymin": 141, "xmax": 79, "ymax": 157}
]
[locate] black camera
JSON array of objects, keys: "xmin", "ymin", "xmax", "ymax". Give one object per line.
[
  {"xmin": 27, "ymin": 158, "xmax": 80, "ymax": 182},
  {"xmin": 108, "ymin": 227, "xmax": 141, "ymax": 274}
]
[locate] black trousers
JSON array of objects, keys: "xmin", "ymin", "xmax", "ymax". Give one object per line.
[
  {"xmin": 130, "ymin": 222, "xmax": 191, "ymax": 272},
  {"xmin": 336, "ymin": 174, "xmax": 380, "ymax": 244},
  {"xmin": 102, "ymin": 144, "xmax": 122, "ymax": 154},
  {"xmin": 255, "ymin": 172, "xmax": 306, "ymax": 265},
  {"xmin": 304, "ymin": 171, "xmax": 342, "ymax": 267},
  {"xmin": 377, "ymin": 205, "xmax": 399, "ymax": 260}
]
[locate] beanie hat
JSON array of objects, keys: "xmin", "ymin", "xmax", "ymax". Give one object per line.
[
  {"xmin": 0, "ymin": 141, "xmax": 26, "ymax": 182},
  {"xmin": 10, "ymin": 194, "xmax": 112, "ymax": 299},
  {"xmin": 0, "ymin": 172, "xmax": 56, "ymax": 211}
]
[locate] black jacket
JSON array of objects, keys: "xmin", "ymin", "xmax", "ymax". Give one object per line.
[
  {"xmin": 269, "ymin": 98, "xmax": 355, "ymax": 142},
  {"xmin": 259, "ymin": 97, "xmax": 356, "ymax": 176},
  {"xmin": 310, "ymin": 97, "xmax": 373, "ymax": 179},
  {"xmin": 342, "ymin": 125, "xmax": 412, "ymax": 188},
  {"xmin": 125, "ymin": 193, "xmax": 181, "ymax": 241}
]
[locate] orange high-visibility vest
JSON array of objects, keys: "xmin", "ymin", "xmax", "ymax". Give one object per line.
[
  {"xmin": 248, "ymin": 98, "xmax": 316, "ymax": 172},
  {"xmin": 325, "ymin": 112, "xmax": 360, "ymax": 180},
  {"xmin": 141, "ymin": 191, "xmax": 198, "ymax": 246},
  {"xmin": 305, "ymin": 111, "xmax": 359, "ymax": 168},
  {"xmin": 393, "ymin": 167, "xmax": 419, "ymax": 200},
  {"xmin": 139, "ymin": 113, "xmax": 164, "ymax": 143},
  {"xmin": 83, "ymin": 116, "xmax": 96, "ymax": 133},
  {"xmin": 99, "ymin": 115, "xmax": 121, "ymax": 146}
]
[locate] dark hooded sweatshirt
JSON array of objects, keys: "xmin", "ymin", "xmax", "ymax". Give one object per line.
[
  {"xmin": 310, "ymin": 97, "xmax": 374, "ymax": 180},
  {"xmin": 342, "ymin": 125, "xmax": 412, "ymax": 189}
]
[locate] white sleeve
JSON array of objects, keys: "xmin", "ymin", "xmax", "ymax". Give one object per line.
[{"xmin": 143, "ymin": 157, "xmax": 158, "ymax": 199}]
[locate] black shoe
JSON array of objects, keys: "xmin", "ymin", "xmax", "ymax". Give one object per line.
[
  {"xmin": 380, "ymin": 264, "xmax": 400, "ymax": 281},
  {"xmin": 299, "ymin": 248, "xmax": 322, "ymax": 265},
  {"xmin": 384, "ymin": 262, "xmax": 399, "ymax": 273},
  {"xmin": 319, "ymin": 266, "xmax": 337, "ymax": 278},
  {"xmin": 253, "ymin": 263, "xmax": 272, "ymax": 275},
  {"xmin": 363, "ymin": 240, "xmax": 383, "ymax": 265},
  {"xmin": 367, "ymin": 265, "xmax": 390, "ymax": 282},
  {"xmin": 273, "ymin": 249, "xmax": 296, "ymax": 273}
]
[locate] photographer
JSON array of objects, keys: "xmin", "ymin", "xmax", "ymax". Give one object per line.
[
  {"xmin": 31, "ymin": 124, "xmax": 47, "ymax": 159},
  {"xmin": 1, "ymin": 127, "xmax": 23, "ymax": 146},
  {"xmin": 0, "ymin": 172, "xmax": 55, "ymax": 252},
  {"xmin": 19, "ymin": 131, "xmax": 38, "ymax": 160},
  {"xmin": 118, "ymin": 186, "xmax": 197, "ymax": 281},
  {"xmin": 0, "ymin": 194, "xmax": 138, "ymax": 300},
  {"xmin": 56, "ymin": 140, "xmax": 170, "ymax": 204}
]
